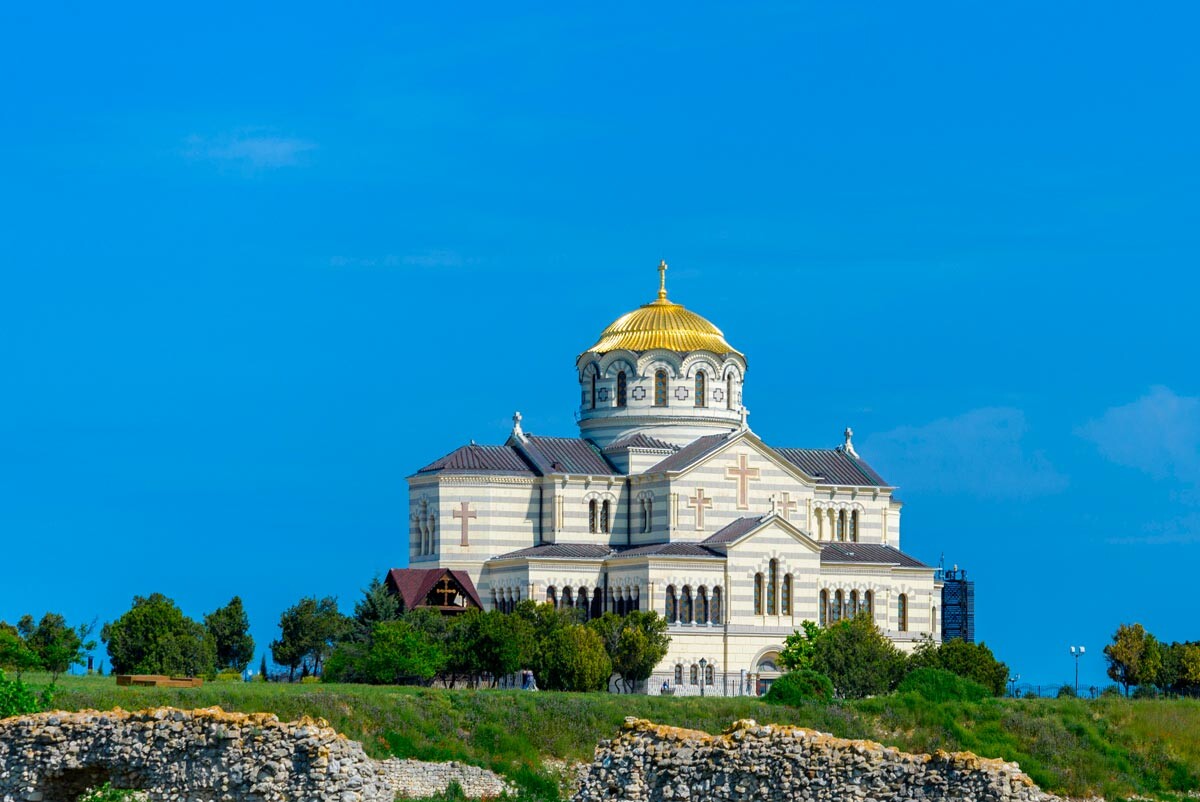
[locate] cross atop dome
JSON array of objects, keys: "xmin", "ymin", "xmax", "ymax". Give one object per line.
[{"xmin": 657, "ymin": 259, "xmax": 669, "ymax": 302}]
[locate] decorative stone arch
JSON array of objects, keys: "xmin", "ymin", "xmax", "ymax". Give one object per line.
[
  {"xmin": 577, "ymin": 360, "xmax": 602, "ymax": 383},
  {"xmin": 750, "ymin": 644, "xmax": 785, "ymax": 674},
  {"xmin": 636, "ymin": 350, "xmax": 683, "ymax": 377},
  {"xmin": 680, "ymin": 352, "xmax": 722, "ymax": 379},
  {"xmin": 599, "ymin": 350, "xmax": 639, "ymax": 377}
]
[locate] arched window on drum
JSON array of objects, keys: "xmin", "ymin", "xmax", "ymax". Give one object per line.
[{"xmin": 654, "ymin": 370, "xmax": 669, "ymax": 406}]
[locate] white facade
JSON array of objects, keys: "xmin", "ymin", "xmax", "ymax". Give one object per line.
[{"xmin": 405, "ymin": 268, "xmax": 941, "ymax": 695}]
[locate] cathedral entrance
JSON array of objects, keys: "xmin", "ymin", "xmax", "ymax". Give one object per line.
[{"xmin": 754, "ymin": 650, "xmax": 782, "ymax": 696}]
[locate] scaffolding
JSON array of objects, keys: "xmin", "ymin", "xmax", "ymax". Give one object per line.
[{"xmin": 940, "ymin": 567, "xmax": 975, "ymax": 643}]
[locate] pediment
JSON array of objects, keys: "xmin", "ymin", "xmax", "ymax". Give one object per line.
[
  {"xmin": 704, "ymin": 513, "xmax": 822, "ymax": 554},
  {"xmin": 660, "ymin": 429, "xmax": 821, "ymax": 487}
]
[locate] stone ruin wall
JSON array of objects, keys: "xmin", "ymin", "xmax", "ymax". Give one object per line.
[
  {"xmin": 574, "ymin": 717, "xmax": 1061, "ymax": 802},
  {"xmin": 0, "ymin": 707, "xmax": 512, "ymax": 802}
]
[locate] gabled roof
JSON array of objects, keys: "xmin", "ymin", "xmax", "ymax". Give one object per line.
[
  {"xmin": 492, "ymin": 543, "xmax": 614, "ymax": 561},
  {"xmin": 775, "ymin": 447, "xmax": 890, "ymax": 487},
  {"xmin": 602, "ymin": 433, "xmax": 678, "ymax": 454},
  {"xmin": 516, "ymin": 435, "xmax": 619, "ymax": 476},
  {"xmin": 701, "ymin": 515, "xmax": 767, "ymax": 546},
  {"xmin": 614, "ymin": 542, "xmax": 723, "ymax": 558},
  {"xmin": 385, "ymin": 568, "xmax": 485, "ymax": 610},
  {"xmin": 820, "ymin": 543, "xmax": 929, "ymax": 569},
  {"xmin": 415, "ymin": 444, "xmax": 536, "ymax": 476},
  {"xmin": 647, "ymin": 432, "xmax": 732, "ymax": 473}
]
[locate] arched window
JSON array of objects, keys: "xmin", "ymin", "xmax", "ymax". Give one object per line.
[
  {"xmin": 849, "ymin": 510, "xmax": 859, "ymax": 542},
  {"xmin": 588, "ymin": 500, "xmax": 598, "ymax": 534},
  {"xmin": 681, "ymin": 586, "xmax": 693, "ymax": 623},
  {"xmin": 546, "ymin": 586, "xmax": 557, "ymax": 606},
  {"xmin": 819, "ymin": 590, "xmax": 829, "ymax": 627},
  {"xmin": 850, "ymin": 590, "xmax": 859, "ymax": 617},
  {"xmin": 601, "ymin": 500, "xmax": 611, "ymax": 534},
  {"xmin": 767, "ymin": 559, "xmax": 778, "ymax": 615},
  {"xmin": 577, "ymin": 588, "xmax": 588, "ymax": 620},
  {"xmin": 616, "ymin": 371, "xmax": 627, "ymax": 407},
  {"xmin": 833, "ymin": 590, "xmax": 844, "ymax": 623},
  {"xmin": 754, "ymin": 573, "xmax": 764, "ymax": 615},
  {"xmin": 782, "ymin": 574, "xmax": 792, "ymax": 616},
  {"xmin": 695, "ymin": 372, "xmax": 706, "ymax": 407},
  {"xmin": 933, "ymin": 605, "xmax": 939, "ymax": 635},
  {"xmin": 562, "ymin": 587, "xmax": 573, "ymax": 608},
  {"xmin": 705, "ymin": 664, "xmax": 715, "ymax": 686},
  {"xmin": 711, "ymin": 587, "xmax": 722, "ymax": 624},
  {"xmin": 654, "ymin": 370, "xmax": 668, "ymax": 406},
  {"xmin": 864, "ymin": 590, "xmax": 874, "ymax": 620},
  {"xmin": 666, "ymin": 585, "xmax": 678, "ymax": 623},
  {"xmin": 726, "ymin": 374, "xmax": 734, "ymax": 410},
  {"xmin": 590, "ymin": 374, "xmax": 597, "ymax": 410},
  {"xmin": 697, "ymin": 587, "xmax": 708, "ymax": 624},
  {"xmin": 674, "ymin": 664, "xmax": 683, "ymax": 685},
  {"xmin": 837, "ymin": 510, "xmax": 846, "ymax": 541},
  {"xmin": 898, "ymin": 594, "xmax": 909, "ymax": 632},
  {"xmin": 690, "ymin": 664, "xmax": 699, "ymax": 686}
]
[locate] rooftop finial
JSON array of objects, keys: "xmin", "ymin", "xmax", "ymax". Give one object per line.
[
  {"xmin": 657, "ymin": 259, "xmax": 668, "ymax": 301},
  {"xmin": 843, "ymin": 426, "xmax": 859, "ymax": 458},
  {"xmin": 512, "ymin": 411, "xmax": 524, "ymax": 439}
]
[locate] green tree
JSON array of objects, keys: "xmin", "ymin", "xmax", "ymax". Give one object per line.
[
  {"xmin": 1104, "ymin": 623, "xmax": 1163, "ymax": 696},
  {"xmin": 16, "ymin": 613, "xmax": 95, "ymax": 681},
  {"xmin": 588, "ymin": 611, "xmax": 671, "ymax": 693},
  {"xmin": 270, "ymin": 596, "xmax": 348, "ymax": 681},
  {"xmin": 259, "ymin": 654, "xmax": 270, "ymax": 682},
  {"xmin": 0, "ymin": 623, "xmax": 42, "ymax": 678},
  {"xmin": 204, "ymin": 597, "xmax": 255, "ymax": 673},
  {"xmin": 906, "ymin": 637, "xmax": 1008, "ymax": 696},
  {"xmin": 812, "ymin": 612, "xmax": 905, "ymax": 699},
  {"xmin": 349, "ymin": 576, "xmax": 403, "ymax": 642},
  {"xmin": 101, "ymin": 594, "xmax": 215, "ymax": 677},
  {"xmin": 779, "ymin": 620, "xmax": 822, "ymax": 672},
  {"xmin": 354, "ymin": 620, "xmax": 447, "ymax": 684},
  {"xmin": 539, "ymin": 624, "xmax": 611, "ymax": 692},
  {"xmin": 1175, "ymin": 641, "xmax": 1200, "ymax": 696}
]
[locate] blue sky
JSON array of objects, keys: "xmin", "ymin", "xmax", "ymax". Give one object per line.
[{"xmin": 3, "ymin": 2, "xmax": 1198, "ymax": 690}]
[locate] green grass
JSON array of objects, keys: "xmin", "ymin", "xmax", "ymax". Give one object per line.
[{"xmin": 23, "ymin": 674, "xmax": 1200, "ymax": 802}]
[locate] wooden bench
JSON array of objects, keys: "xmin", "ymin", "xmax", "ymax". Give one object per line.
[{"xmin": 115, "ymin": 674, "xmax": 204, "ymax": 688}]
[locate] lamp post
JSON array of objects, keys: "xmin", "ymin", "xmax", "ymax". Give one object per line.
[
  {"xmin": 1008, "ymin": 673, "xmax": 1021, "ymax": 698},
  {"xmin": 699, "ymin": 658, "xmax": 707, "ymax": 697},
  {"xmin": 1069, "ymin": 646, "xmax": 1085, "ymax": 696}
]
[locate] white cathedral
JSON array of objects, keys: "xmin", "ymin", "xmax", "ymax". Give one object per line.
[{"xmin": 405, "ymin": 262, "xmax": 941, "ymax": 695}]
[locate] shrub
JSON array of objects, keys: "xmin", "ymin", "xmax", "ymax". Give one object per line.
[
  {"xmin": 539, "ymin": 625, "xmax": 611, "ymax": 692},
  {"xmin": 215, "ymin": 670, "xmax": 243, "ymax": 683},
  {"xmin": 897, "ymin": 667, "xmax": 990, "ymax": 703},
  {"xmin": 300, "ymin": 676, "xmax": 321, "ymax": 685},
  {"xmin": 1056, "ymin": 684, "xmax": 1076, "ymax": 698},
  {"xmin": 764, "ymin": 669, "xmax": 834, "ymax": 705},
  {"xmin": 813, "ymin": 613, "xmax": 905, "ymax": 698},
  {"xmin": 77, "ymin": 784, "xmax": 145, "ymax": 801},
  {"xmin": 0, "ymin": 669, "xmax": 53, "ymax": 717}
]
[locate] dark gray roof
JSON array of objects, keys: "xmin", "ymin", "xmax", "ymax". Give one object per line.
[
  {"xmin": 701, "ymin": 515, "xmax": 767, "ymax": 546},
  {"xmin": 518, "ymin": 435, "xmax": 619, "ymax": 476},
  {"xmin": 775, "ymin": 447, "xmax": 890, "ymax": 487},
  {"xmin": 648, "ymin": 433, "xmax": 731, "ymax": 473},
  {"xmin": 820, "ymin": 543, "xmax": 929, "ymax": 568},
  {"xmin": 492, "ymin": 543, "xmax": 614, "ymax": 560},
  {"xmin": 614, "ymin": 542, "xmax": 723, "ymax": 558},
  {"xmin": 602, "ymin": 433, "xmax": 678, "ymax": 453},
  {"xmin": 416, "ymin": 444, "xmax": 536, "ymax": 475}
]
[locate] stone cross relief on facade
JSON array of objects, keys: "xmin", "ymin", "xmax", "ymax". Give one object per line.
[
  {"xmin": 726, "ymin": 453, "xmax": 761, "ymax": 509},
  {"xmin": 686, "ymin": 487, "xmax": 713, "ymax": 530},
  {"xmin": 452, "ymin": 501, "xmax": 477, "ymax": 546}
]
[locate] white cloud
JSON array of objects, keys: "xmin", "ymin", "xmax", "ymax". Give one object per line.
[
  {"xmin": 1077, "ymin": 386, "xmax": 1200, "ymax": 485},
  {"xmin": 328, "ymin": 250, "xmax": 474, "ymax": 269},
  {"xmin": 183, "ymin": 130, "xmax": 316, "ymax": 169},
  {"xmin": 1105, "ymin": 513, "xmax": 1200, "ymax": 546},
  {"xmin": 862, "ymin": 407, "xmax": 1067, "ymax": 499}
]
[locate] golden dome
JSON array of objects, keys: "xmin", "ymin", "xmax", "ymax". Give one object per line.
[{"xmin": 585, "ymin": 261, "xmax": 741, "ymax": 355}]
